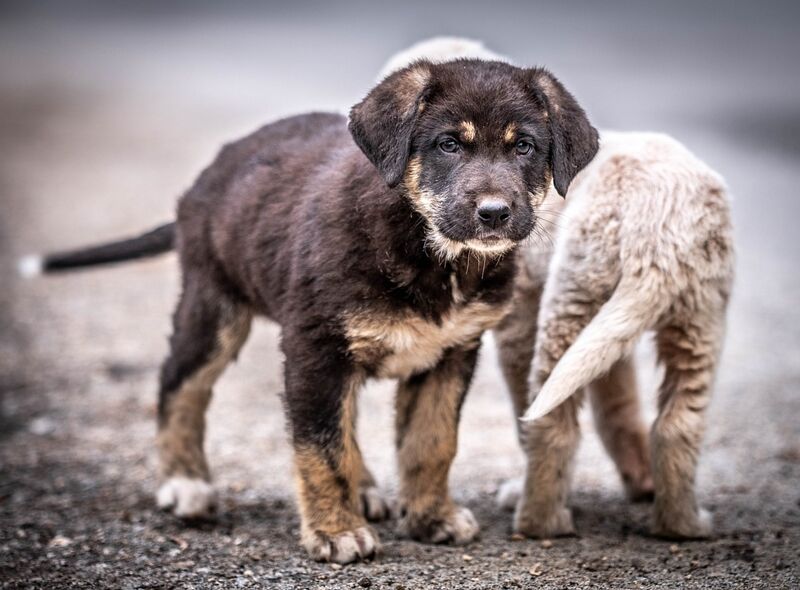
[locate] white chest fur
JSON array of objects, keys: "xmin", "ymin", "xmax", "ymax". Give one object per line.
[{"xmin": 345, "ymin": 300, "xmax": 510, "ymax": 380}]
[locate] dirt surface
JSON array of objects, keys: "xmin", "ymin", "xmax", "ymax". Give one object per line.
[{"xmin": 1, "ymin": 3, "xmax": 799, "ymax": 589}]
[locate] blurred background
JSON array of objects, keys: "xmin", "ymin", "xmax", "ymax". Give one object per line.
[{"xmin": 1, "ymin": 1, "xmax": 798, "ymax": 588}]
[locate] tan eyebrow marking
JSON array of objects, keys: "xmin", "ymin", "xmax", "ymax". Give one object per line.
[
  {"xmin": 503, "ymin": 123, "xmax": 518, "ymax": 144},
  {"xmin": 460, "ymin": 121, "xmax": 476, "ymax": 143}
]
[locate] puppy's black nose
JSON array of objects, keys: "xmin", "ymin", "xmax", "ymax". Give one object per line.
[{"xmin": 476, "ymin": 200, "xmax": 511, "ymax": 229}]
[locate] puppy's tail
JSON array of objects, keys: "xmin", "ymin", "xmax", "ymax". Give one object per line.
[
  {"xmin": 522, "ymin": 270, "xmax": 669, "ymax": 422},
  {"xmin": 17, "ymin": 222, "xmax": 175, "ymax": 277}
]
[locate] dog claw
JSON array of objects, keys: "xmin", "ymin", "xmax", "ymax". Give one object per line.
[
  {"xmin": 400, "ymin": 505, "xmax": 480, "ymax": 545},
  {"xmin": 157, "ymin": 476, "xmax": 216, "ymax": 519},
  {"xmin": 652, "ymin": 507, "xmax": 713, "ymax": 539},
  {"xmin": 303, "ymin": 526, "xmax": 380, "ymax": 564},
  {"xmin": 513, "ymin": 505, "xmax": 575, "ymax": 539}
]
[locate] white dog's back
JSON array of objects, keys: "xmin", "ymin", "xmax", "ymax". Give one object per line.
[{"xmin": 524, "ymin": 132, "xmax": 733, "ymax": 420}]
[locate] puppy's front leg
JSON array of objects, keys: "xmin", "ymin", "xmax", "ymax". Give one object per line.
[
  {"xmin": 283, "ymin": 341, "xmax": 378, "ymax": 564},
  {"xmin": 395, "ymin": 344, "xmax": 480, "ymax": 545}
]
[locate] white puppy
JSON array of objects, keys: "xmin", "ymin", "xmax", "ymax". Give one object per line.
[{"xmin": 512, "ymin": 132, "xmax": 732, "ymax": 539}]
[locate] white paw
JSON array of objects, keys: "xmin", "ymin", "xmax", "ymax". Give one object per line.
[
  {"xmin": 432, "ymin": 505, "xmax": 480, "ymax": 545},
  {"xmin": 652, "ymin": 506, "xmax": 713, "ymax": 539},
  {"xmin": 496, "ymin": 477, "xmax": 523, "ymax": 511},
  {"xmin": 303, "ymin": 526, "xmax": 380, "ymax": 564},
  {"xmin": 157, "ymin": 477, "xmax": 215, "ymax": 518},
  {"xmin": 697, "ymin": 507, "xmax": 713, "ymax": 532},
  {"xmin": 360, "ymin": 486, "xmax": 391, "ymax": 522},
  {"xmin": 514, "ymin": 505, "xmax": 575, "ymax": 538}
]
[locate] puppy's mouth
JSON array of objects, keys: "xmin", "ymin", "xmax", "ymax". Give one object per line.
[
  {"xmin": 428, "ymin": 226, "xmax": 519, "ymax": 259},
  {"xmin": 464, "ymin": 235, "xmax": 516, "ymax": 255}
]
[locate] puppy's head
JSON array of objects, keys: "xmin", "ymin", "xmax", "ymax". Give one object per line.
[{"xmin": 349, "ymin": 59, "xmax": 598, "ymax": 259}]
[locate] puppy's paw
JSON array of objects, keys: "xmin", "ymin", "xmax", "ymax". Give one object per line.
[
  {"xmin": 359, "ymin": 485, "xmax": 391, "ymax": 522},
  {"xmin": 513, "ymin": 504, "xmax": 575, "ymax": 539},
  {"xmin": 302, "ymin": 525, "xmax": 380, "ymax": 564},
  {"xmin": 157, "ymin": 476, "xmax": 216, "ymax": 518},
  {"xmin": 400, "ymin": 504, "xmax": 480, "ymax": 545},
  {"xmin": 652, "ymin": 507, "xmax": 712, "ymax": 539},
  {"xmin": 496, "ymin": 477, "xmax": 523, "ymax": 511}
]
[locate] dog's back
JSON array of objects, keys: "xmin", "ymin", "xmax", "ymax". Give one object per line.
[
  {"xmin": 174, "ymin": 111, "xmax": 374, "ymax": 318},
  {"xmin": 584, "ymin": 132, "xmax": 731, "ymax": 285}
]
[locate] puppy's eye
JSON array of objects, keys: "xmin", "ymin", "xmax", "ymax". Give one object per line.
[
  {"xmin": 439, "ymin": 138, "xmax": 460, "ymax": 153},
  {"xmin": 515, "ymin": 139, "xmax": 534, "ymax": 155}
]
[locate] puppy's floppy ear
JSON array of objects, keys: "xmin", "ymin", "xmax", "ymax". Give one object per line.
[
  {"xmin": 349, "ymin": 61, "xmax": 432, "ymax": 188},
  {"xmin": 528, "ymin": 68, "xmax": 599, "ymax": 197}
]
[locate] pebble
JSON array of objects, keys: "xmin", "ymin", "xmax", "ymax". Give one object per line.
[
  {"xmin": 172, "ymin": 560, "xmax": 195, "ymax": 570},
  {"xmin": 48, "ymin": 536, "xmax": 72, "ymax": 548},
  {"xmin": 29, "ymin": 416, "xmax": 56, "ymax": 436}
]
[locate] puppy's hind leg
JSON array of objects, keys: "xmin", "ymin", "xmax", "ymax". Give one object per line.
[
  {"xmin": 494, "ymin": 279, "xmax": 542, "ymax": 438},
  {"xmin": 650, "ymin": 305, "xmax": 725, "ymax": 539},
  {"xmin": 493, "ymin": 279, "xmax": 541, "ymax": 511},
  {"xmin": 156, "ymin": 276, "xmax": 252, "ymax": 518},
  {"xmin": 589, "ymin": 357, "xmax": 654, "ymax": 502},
  {"xmin": 350, "ymin": 405, "xmax": 391, "ymax": 522},
  {"xmin": 513, "ymin": 278, "xmax": 600, "ymax": 538}
]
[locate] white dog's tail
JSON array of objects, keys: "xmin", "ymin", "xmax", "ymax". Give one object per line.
[{"xmin": 522, "ymin": 270, "xmax": 669, "ymax": 422}]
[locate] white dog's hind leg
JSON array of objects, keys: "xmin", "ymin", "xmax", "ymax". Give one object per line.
[
  {"xmin": 650, "ymin": 305, "xmax": 726, "ymax": 539},
  {"xmin": 589, "ymin": 357, "xmax": 654, "ymax": 502}
]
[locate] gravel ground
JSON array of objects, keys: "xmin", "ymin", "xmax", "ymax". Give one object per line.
[{"xmin": 1, "ymin": 3, "xmax": 799, "ymax": 588}]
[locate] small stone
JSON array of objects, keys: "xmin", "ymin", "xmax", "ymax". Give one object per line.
[
  {"xmin": 29, "ymin": 416, "xmax": 56, "ymax": 436},
  {"xmin": 510, "ymin": 533, "xmax": 525, "ymax": 541},
  {"xmin": 529, "ymin": 563, "xmax": 543, "ymax": 576},
  {"xmin": 462, "ymin": 554, "xmax": 473, "ymax": 561},
  {"xmin": 172, "ymin": 560, "xmax": 195, "ymax": 569},
  {"xmin": 669, "ymin": 544, "xmax": 680, "ymax": 554},
  {"xmin": 48, "ymin": 535, "xmax": 72, "ymax": 547},
  {"xmin": 330, "ymin": 563, "xmax": 343, "ymax": 570},
  {"xmin": 540, "ymin": 539, "xmax": 553, "ymax": 548},
  {"xmin": 169, "ymin": 535, "xmax": 189, "ymax": 551},
  {"xmin": 358, "ymin": 577, "xmax": 372, "ymax": 587}
]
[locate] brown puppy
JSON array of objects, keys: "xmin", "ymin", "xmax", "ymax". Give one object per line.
[{"xmin": 21, "ymin": 59, "xmax": 598, "ymax": 562}]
